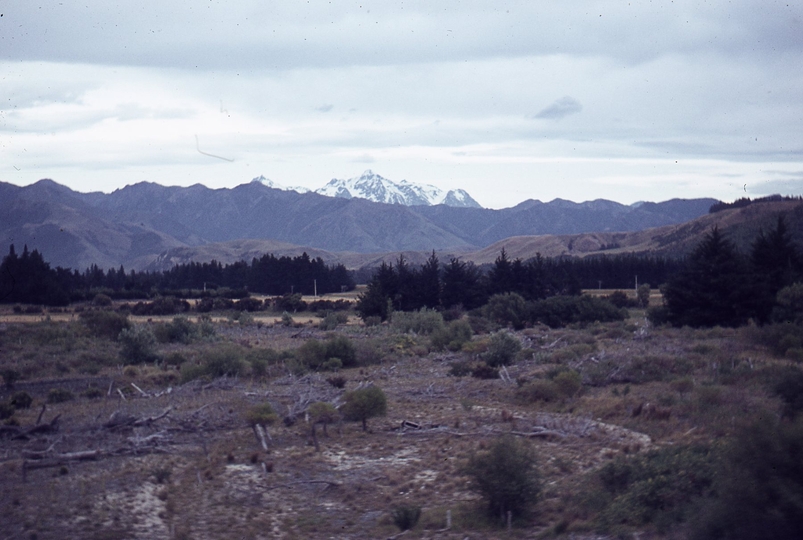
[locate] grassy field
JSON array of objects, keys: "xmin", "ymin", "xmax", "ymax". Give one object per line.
[{"xmin": 0, "ymin": 297, "xmax": 797, "ymax": 539}]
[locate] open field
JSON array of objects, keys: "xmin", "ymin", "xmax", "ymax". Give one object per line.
[{"xmin": 0, "ymin": 300, "xmax": 798, "ymax": 539}]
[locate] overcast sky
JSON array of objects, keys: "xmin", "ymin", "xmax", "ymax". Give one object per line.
[{"xmin": 1, "ymin": 1, "xmax": 802, "ymax": 208}]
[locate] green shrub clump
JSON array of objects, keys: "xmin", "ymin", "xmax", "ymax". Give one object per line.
[
  {"xmin": 391, "ymin": 308, "xmax": 445, "ymax": 335},
  {"xmin": 430, "ymin": 319, "xmax": 473, "ymax": 351},
  {"xmin": 47, "ymin": 388, "xmax": 75, "ymax": 404},
  {"xmin": 79, "ymin": 310, "xmax": 131, "ymax": 340},
  {"xmin": 483, "ymin": 331, "xmax": 522, "ymax": 367},
  {"xmin": 484, "ymin": 292, "xmax": 528, "ymax": 330},
  {"xmin": 529, "ymin": 295, "xmax": 627, "ymax": 328},
  {"xmin": 246, "ymin": 403, "xmax": 278, "ymax": 426},
  {"xmin": 463, "ymin": 435, "xmax": 541, "ymax": 523},
  {"xmin": 119, "ymin": 325, "xmax": 160, "ymax": 364},
  {"xmin": 591, "ymin": 445, "xmax": 715, "ymax": 534},
  {"xmin": 297, "ymin": 335, "xmax": 357, "ymax": 371},
  {"xmin": 391, "ymin": 505, "xmax": 422, "ymax": 531},
  {"xmin": 342, "ymin": 385, "xmax": 387, "ymax": 431}
]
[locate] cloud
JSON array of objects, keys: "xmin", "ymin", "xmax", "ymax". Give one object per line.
[
  {"xmin": 351, "ymin": 154, "xmax": 375, "ymax": 163},
  {"xmin": 532, "ymin": 96, "xmax": 582, "ymax": 120},
  {"xmin": 315, "ymin": 104, "xmax": 334, "ymax": 113}
]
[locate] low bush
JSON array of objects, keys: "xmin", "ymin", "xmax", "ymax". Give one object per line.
[
  {"xmin": 391, "ymin": 308, "xmax": 445, "ymax": 335},
  {"xmin": 201, "ymin": 344, "xmax": 247, "ymax": 378},
  {"xmin": 342, "ymin": 385, "xmax": 387, "ymax": 431},
  {"xmin": 391, "ymin": 505, "xmax": 422, "ymax": 531},
  {"xmin": 153, "ymin": 316, "xmax": 198, "ymax": 344},
  {"xmin": 297, "ymin": 335, "xmax": 357, "ymax": 370},
  {"xmin": 471, "ymin": 363, "xmax": 499, "ymax": 380},
  {"xmin": 119, "ymin": 325, "xmax": 160, "ymax": 364},
  {"xmin": 689, "ymin": 416, "xmax": 803, "ymax": 540},
  {"xmin": 529, "ymin": 295, "xmax": 627, "ymax": 328},
  {"xmin": 430, "ymin": 319, "xmax": 473, "ymax": 351},
  {"xmin": 483, "ymin": 331, "xmax": 522, "ymax": 367},
  {"xmin": 591, "ymin": 445, "xmax": 716, "ymax": 534},
  {"xmin": 463, "ymin": 435, "xmax": 541, "ymax": 522},
  {"xmin": 79, "ymin": 310, "xmax": 131, "ymax": 340},
  {"xmin": 485, "ymin": 292, "xmax": 529, "ymax": 330},
  {"xmin": 246, "ymin": 403, "xmax": 278, "ymax": 426},
  {"xmin": 47, "ymin": 388, "xmax": 74, "ymax": 404},
  {"xmin": 10, "ymin": 391, "xmax": 33, "ymax": 409},
  {"xmin": 0, "ymin": 402, "xmax": 15, "ymax": 420}
]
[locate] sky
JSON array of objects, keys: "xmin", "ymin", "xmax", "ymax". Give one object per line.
[{"xmin": 1, "ymin": 1, "xmax": 802, "ymax": 209}]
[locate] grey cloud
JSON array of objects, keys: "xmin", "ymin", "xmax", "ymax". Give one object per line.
[
  {"xmin": 352, "ymin": 154, "xmax": 375, "ymax": 163},
  {"xmin": 3, "ymin": 1, "xmax": 802, "ymax": 71},
  {"xmin": 533, "ymin": 97, "xmax": 582, "ymax": 120},
  {"xmin": 315, "ymin": 104, "xmax": 334, "ymax": 113},
  {"xmin": 752, "ymin": 179, "xmax": 803, "ymax": 196}
]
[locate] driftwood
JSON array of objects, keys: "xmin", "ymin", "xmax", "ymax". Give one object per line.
[
  {"xmin": 103, "ymin": 407, "xmax": 172, "ymax": 430},
  {"xmin": 266, "ymin": 479, "xmax": 340, "ymax": 491}
]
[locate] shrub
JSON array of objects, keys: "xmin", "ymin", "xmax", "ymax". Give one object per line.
[
  {"xmin": 342, "ymin": 385, "xmax": 387, "ymax": 431},
  {"xmin": 10, "ymin": 391, "xmax": 33, "ymax": 409},
  {"xmin": 471, "ymin": 363, "xmax": 500, "ymax": 380},
  {"xmin": 773, "ymin": 283, "xmax": 803, "ymax": 324},
  {"xmin": 391, "ymin": 308, "xmax": 445, "ymax": 335},
  {"xmin": 281, "ymin": 311, "xmax": 294, "ymax": 326},
  {"xmin": 485, "ymin": 292, "xmax": 528, "ymax": 330},
  {"xmin": 119, "ymin": 325, "xmax": 159, "ymax": 364},
  {"xmin": 48, "ymin": 388, "xmax": 74, "ymax": 404},
  {"xmin": 318, "ymin": 312, "xmax": 341, "ymax": 331},
  {"xmin": 154, "ymin": 316, "xmax": 198, "ymax": 344},
  {"xmin": 529, "ymin": 295, "xmax": 627, "ymax": 328},
  {"xmin": 768, "ymin": 366, "xmax": 803, "ymax": 419},
  {"xmin": 483, "ymin": 331, "xmax": 522, "ymax": 367},
  {"xmin": 430, "ymin": 319, "xmax": 473, "ymax": 351},
  {"xmin": 83, "ymin": 387, "xmax": 104, "ymax": 399},
  {"xmin": 201, "ymin": 344, "xmax": 246, "ymax": 378},
  {"xmin": 92, "ymin": 293, "xmax": 113, "ymax": 307},
  {"xmin": 297, "ymin": 335, "xmax": 357, "ymax": 371},
  {"xmin": 594, "ymin": 445, "xmax": 716, "ymax": 533},
  {"xmin": 326, "ymin": 375, "xmax": 347, "ymax": 388},
  {"xmin": 448, "ymin": 361, "xmax": 473, "ymax": 377},
  {"xmin": 517, "ymin": 380, "xmax": 560, "ymax": 403},
  {"xmin": 1, "ymin": 369, "xmax": 20, "ymax": 389},
  {"xmin": 606, "ymin": 290, "xmax": 636, "ymax": 308},
  {"xmin": 690, "ymin": 416, "xmax": 803, "ymax": 540},
  {"xmin": 79, "ymin": 310, "xmax": 131, "ymax": 340},
  {"xmin": 391, "ymin": 505, "xmax": 422, "ymax": 531},
  {"xmin": 246, "ymin": 403, "xmax": 278, "ymax": 426},
  {"xmin": 553, "ymin": 369, "xmax": 582, "ymax": 397},
  {"xmin": 637, "ymin": 284, "xmax": 651, "ymax": 308},
  {"xmin": 463, "ymin": 435, "xmax": 541, "ymax": 522}
]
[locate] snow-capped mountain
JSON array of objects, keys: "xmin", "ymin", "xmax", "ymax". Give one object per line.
[
  {"xmin": 315, "ymin": 170, "xmax": 482, "ymax": 208},
  {"xmin": 251, "ymin": 175, "xmax": 309, "ymax": 193}
]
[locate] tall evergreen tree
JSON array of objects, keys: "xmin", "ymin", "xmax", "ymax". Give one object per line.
[
  {"xmin": 751, "ymin": 215, "xmax": 802, "ymax": 322},
  {"xmin": 663, "ymin": 227, "xmax": 753, "ymax": 327}
]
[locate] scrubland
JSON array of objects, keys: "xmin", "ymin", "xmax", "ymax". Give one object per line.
[{"xmin": 0, "ymin": 298, "xmax": 800, "ymax": 539}]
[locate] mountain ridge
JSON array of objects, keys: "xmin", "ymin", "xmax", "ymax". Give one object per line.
[{"xmin": 1, "ymin": 178, "xmax": 720, "ymax": 271}]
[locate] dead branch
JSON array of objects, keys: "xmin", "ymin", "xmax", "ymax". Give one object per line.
[
  {"xmin": 130, "ymin": 382, "xmax": 149, "ymax": 397},
  {"xmin": 36, "ymin": 403, "xmax": 47, "ymax": 425},
  {"xmin": 104, "ymin": 407, "xmax": 172, "ymax": 429},
  {"xmin": 265, "ymin": 479, "xmax": 340, "ymax": 491}
]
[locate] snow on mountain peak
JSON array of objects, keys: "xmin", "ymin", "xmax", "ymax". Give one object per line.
[
  {"xmin": 315, "ymin": 170, "xmax": 481, "ymax": 208},
  {"xmin": 251, "ymin": 176, "xmax": 309, "ymax": 194}
]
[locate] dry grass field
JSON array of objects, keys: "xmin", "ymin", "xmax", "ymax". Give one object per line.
[{"xmin": 0, "ymin": 298, "xmax": 796, "ymax": 539}]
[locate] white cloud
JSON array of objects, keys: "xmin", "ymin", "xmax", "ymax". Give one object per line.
[{"xmin": 1, "ymin": 1, "xmax": 802, "ymax": 208}]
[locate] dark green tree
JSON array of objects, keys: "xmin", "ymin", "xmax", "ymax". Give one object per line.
[
  {"xmin": 751, "ymin": 215, "xmax": 802, "ymax": 322},
  {"xmin": 663, "ymin": 227, "xmax": 753, "ymax": 327},
  {"xmin": 341, "ymin": 385, "xmax": 387, "ymax": 431},
  {"xmin": 464, "ymin": 435, "xmax": 541, "ymax": 523}
]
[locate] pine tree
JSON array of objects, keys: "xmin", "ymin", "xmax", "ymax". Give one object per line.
[{"xmin": 663, "ymin": 227, "xmax": 753, "ymax": 327}]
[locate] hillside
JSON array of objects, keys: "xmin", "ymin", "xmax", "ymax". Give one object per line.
[{"xmin": 0, "ymin": 179, "xmax": 720, "ymax": 271}]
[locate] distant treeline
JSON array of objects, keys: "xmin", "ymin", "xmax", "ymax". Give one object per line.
[
  {"xmin": 356, "ymin": 250, "xmax": 682, "ymax": 320},
  {"xmin": 709, "ymin": 194, "xmax": 802, "ymax": 213},
  {"xmin": 0, "ymin": 247, "xmax": 355, "ymax": 306}
]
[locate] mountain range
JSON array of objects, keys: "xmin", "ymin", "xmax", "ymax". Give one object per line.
[
  {"xmin": 1, "ymin": 178, "xmax": 725, "ymax": 272},
  {"xmin": 254, "ymin": 170, "xmax": 482, "ymax": 208}
]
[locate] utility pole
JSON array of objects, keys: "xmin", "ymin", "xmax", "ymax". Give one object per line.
[{"xmin": 314, "ymin": 279, "xmax": 317, "ymax": 298}]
